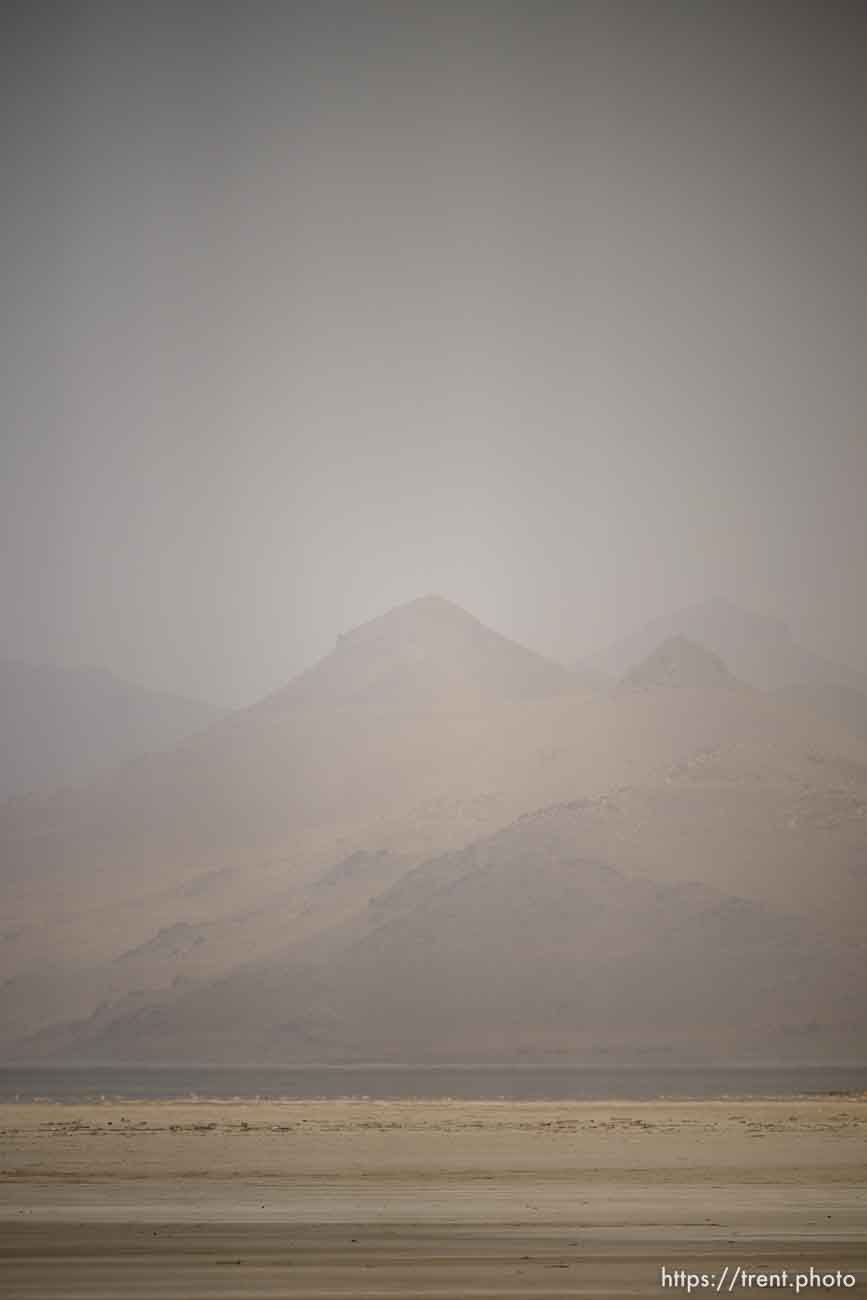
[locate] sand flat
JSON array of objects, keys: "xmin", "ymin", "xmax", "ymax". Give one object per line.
[
  {"xmin": 4, "ymin": 1224, "xmax": 867, "ymax": 1299},
  {"xmin": 2, "ymin": 1099, "xmax": 866, "ymax": 1296}
]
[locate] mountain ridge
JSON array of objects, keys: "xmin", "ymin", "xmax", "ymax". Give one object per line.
[
  {"xmin": 16, "ymin": 802, "xmax": 865, "ymax": 1064},
  {"xmin": 582, "ymin": 597, "xmax": 867, "ymax": 692},
  {"xmin": 2, "ymin": 594, "xmax": 866, "ymax": 1060}
]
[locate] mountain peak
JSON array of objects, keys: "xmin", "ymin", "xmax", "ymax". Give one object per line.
[
  {"xmin": 264, "ymin": 595, "xmax": 576, "ymax": 715},
  {"xmin": 335, "ymin": 594, "xmax": 481, "ymax": 651},
  {"xmin": 621, "ymin": 635, "xmax": 736, "ymax": 689},
  {"xmin": 578, "ymin": 596, "xmax": 867, "ymax": 692}
]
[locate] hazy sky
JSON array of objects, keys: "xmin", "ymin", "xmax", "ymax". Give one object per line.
[{"xmin": 3, "ymin": 0, "xmax": 866, "ymax": 706}]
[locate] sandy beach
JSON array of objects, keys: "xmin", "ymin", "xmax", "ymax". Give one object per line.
[{"xmin": 2, "ymin": 1097, "xmax": 866, "ymax": 1296}]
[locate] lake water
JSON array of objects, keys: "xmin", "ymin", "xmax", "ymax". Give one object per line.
[{"xmin": 1, "ymin": 1063, "xmax": 865, "ymax": 1102}]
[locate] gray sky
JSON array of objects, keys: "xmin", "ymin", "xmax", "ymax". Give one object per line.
[{"xmin": 3, "ymin": 0, "xmax": 866, "ymax": 706}]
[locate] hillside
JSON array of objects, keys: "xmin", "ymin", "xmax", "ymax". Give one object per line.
[
  {"xmin": 21, "ymin": 804, "xmax": 866, "ymax": 1063},
  {"xmin": 0, "ymin": 660, "xmax": 219, "ymax": 803},
  {"xmin": 620, "ymin": 635, "xmax": 736, "ymax": 689},
  {"xmin": 774, "ymin": 682, "xmax": 867, "ymax": 745}
]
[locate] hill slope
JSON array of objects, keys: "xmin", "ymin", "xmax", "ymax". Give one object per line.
[
  {"xmin": 620, "ymin": 636, "xmax": 736, "ymax": 689},
  {"xmin": 774, "ymin": 682, "xmax": 867, "ymax": 745},
  {"xmin": 25, "ymin": 804, "xmax": 866, "ymax": 1063},
  {"xmin": 0, "ymin": 660, "xmax": 219, "ymax": 803}
]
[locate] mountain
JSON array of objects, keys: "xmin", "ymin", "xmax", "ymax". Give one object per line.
[
  {"xmin": 620, "ymin": 635, "xmax": 736, "ymax": 689},
  {"xmin": 256, "ymin": 594, "xmax": 577, "ymax": 718},
  {"xmin": 582, "ymin": 597, "xmax": 867, "ymax": 691},
  {"xmin": 0, "ymin": 659, "xmax": 220, "ymax": 803},
  {"xmin": 2, "ymin": 594, "xmax": 866, "ymax": 1059},
  {"xmin": 21, "ymin": 804, "xmax": 866, "ymax": 1063}
]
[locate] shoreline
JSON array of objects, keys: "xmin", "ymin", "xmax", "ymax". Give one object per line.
[{"xmin": 4, "ymin": 1060, "xmax": 867, "ymax": 1108}]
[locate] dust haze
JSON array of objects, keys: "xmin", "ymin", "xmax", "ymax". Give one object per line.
[{"xmin": 1, "ymin": 2, "xmax": 867, "ymax": 1066}]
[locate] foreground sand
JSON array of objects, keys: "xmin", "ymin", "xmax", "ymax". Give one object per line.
[{"xmin": 2, "ymin": 1098, "xmax": 866, "ymax": 1296}]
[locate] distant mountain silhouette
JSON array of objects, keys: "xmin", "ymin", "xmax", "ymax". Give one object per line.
[
  {"xmin": 582, "ymin": 597, "xmax": 867, "ymax": 691},
  {"xmin": 0, "ymin": 659, "xmax": 220, "ymax": 803},
  {"xmin": 257, "ymin": 594, "xmax": 577, "ymax": 718},
  {"xmin": 621, "ymin": 635, "xmax": 736, "ymax": 689}
]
